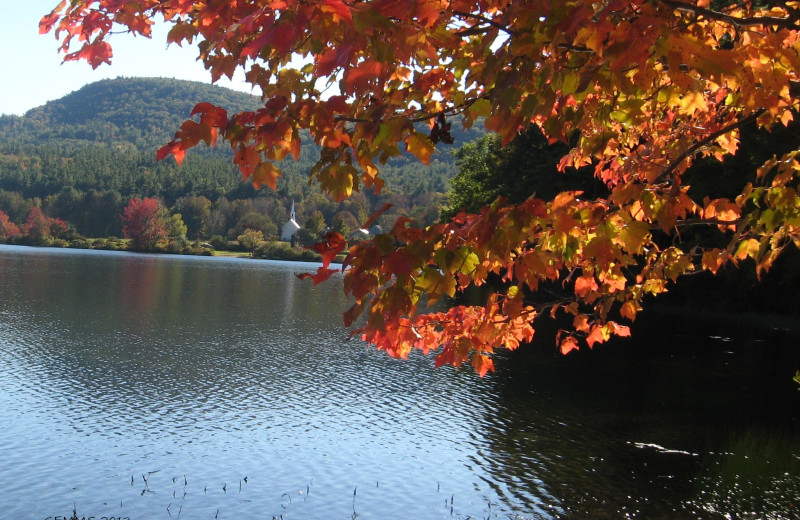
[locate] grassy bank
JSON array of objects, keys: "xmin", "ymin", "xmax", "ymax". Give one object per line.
[{"xmin": 0, "ymin": 235, "xmax": 348, "ymax": 264}]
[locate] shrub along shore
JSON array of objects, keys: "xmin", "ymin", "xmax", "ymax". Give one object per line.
[{"xmin": 0, "ymin": 235, "xmax": 345, "ymax": 264}]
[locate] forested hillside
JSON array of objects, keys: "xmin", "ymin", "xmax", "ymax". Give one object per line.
[{"xmin": 0, "ymin": 77, "xmax": 482, "ymax": 241}]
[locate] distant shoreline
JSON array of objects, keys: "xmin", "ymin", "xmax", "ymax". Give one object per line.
[{"xmin": 0, "ymin": 237, "xmax": 345, "ymax": 264}]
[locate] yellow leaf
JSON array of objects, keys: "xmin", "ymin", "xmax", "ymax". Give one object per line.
[
  {"xmin": 678, "ymin": 91, "xmax": 708, "ymax": 115},
  {"xmin": 735, "ymin": 238, "xmax": 760, "ymax": 260},
  {"xmin": 405, "ymin": 132, "xmax": 435, "ymax": 165},
  {"xmin": 618, "ymin": 220, "xmax": 651, "ymax": 253},
  {"xmin": 782, "ymin": 109, "xmax": 794, "ymax": 127}
]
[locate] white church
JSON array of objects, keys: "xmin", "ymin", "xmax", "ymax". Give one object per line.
[{"xmin": 281, "ymin": 201, "xmax": 301, "ymax": 241}]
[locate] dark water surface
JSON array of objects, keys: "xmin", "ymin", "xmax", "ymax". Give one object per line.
[{"xmin": 0, "ymin": 245, "xmax": 798, "ymax": 519}]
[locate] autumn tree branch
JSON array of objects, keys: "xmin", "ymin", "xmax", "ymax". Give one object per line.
[
  {"xmin": 657, "ymin": 108, "xmax": 766, "ymax": 182},
  {"xmin": 451, "ymin": 10, "xmax": 516, "ymax": 36},
  {"xmin": 661, "ymin": 0, "xmax": 800, "ymax": 29}
]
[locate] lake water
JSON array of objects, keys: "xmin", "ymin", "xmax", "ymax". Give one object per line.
[{"xmin": 0, "ymin": 244, "xmax": 798, "ymax": 519}]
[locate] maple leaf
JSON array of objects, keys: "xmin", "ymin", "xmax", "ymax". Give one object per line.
[
  {"xmin": 320, "ymin": 0, "xmax": 353, "ymax": 22},
  {"xmin": 156, "ymin": 141, "xmax": 187, "ymax": 165},
  {"xmin": 585, "ymin": 325, "xmax": 609, "ymax": 349},
  {"xmin": 66, "ymin": 41, "xmax": 113, "ymax": 69},
  {"xmin": 297, "ymin": 267, "xmax": 340, "ymax": 285},
  {"xmin": 560, "ymin": 335, "xmax": 580, "ymax": 355},
  {"xmin": 405, "ymin": 132, "xmax": 435, "ymax": 165},
  {"xmin": 471, "ymin": 354, "xmax": 495, "ymax": 377},
  {"xmin": 251, "ymin": 162, "xmax": 281, "ymax": 190},
  {"xmin": 312, "ymin": 231, "xmax": 347, "ymax": 268},
  {"xmin": 574, "ymin": 274, "xmax": 599, "ymax": 298},
  {"xmin": 620, "ymin": 301, "xmax": 639, "ymax": 321},
  {"xmin": 39, "ymin": 6, "xmax": 63, "ymax": 35}
]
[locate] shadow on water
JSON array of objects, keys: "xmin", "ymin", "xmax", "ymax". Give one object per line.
[{"xmin": 481, "ymin": 308, "xmax": 800, "ymax": 518}]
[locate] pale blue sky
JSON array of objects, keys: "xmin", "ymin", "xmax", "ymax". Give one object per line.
[{"xmin": 0, "ymin": 3, "xmax": 252, "ymax": 116}]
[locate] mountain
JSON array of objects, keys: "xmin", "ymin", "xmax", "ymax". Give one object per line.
[
  {"xmin": 0, "ymin": 77, "xmax": 486, "ymax": 241},
  {"xmin": 1, "ymin": 77, "xmax": 263, "ymax": 150},
  {"xmin": 0, "ymin": 77, "xmax": 483, "ymax": 196}
]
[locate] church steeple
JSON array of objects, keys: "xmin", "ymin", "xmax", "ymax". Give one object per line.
[{"xmin": 281, "ymin": 199, "xmax": 301, "ymax": 241}]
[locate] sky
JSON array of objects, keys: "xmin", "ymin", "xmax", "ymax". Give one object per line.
[{"xmin": 0, "ymin": 3, "xmax": 253, "ymax": 116}]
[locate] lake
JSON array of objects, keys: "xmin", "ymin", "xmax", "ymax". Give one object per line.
[{"xmin": 0, "ymin": 244, "xmax": 798, "ymax": 519}]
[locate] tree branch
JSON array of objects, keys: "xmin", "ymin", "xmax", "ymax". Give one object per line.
[
  {"xmin": 661, "ymin": 0, "xmax": 800, "ymax": 29},
  {"xmin": 333, "ymin": 95, "xmax": 489, "ymax": 125},
  {"xmin": 451, "ymin": 10, "xmax": 516, "ymax": 36},
  {"xmin": 657, "ymin": 108, "xmax": 766, "ymax": 182}
]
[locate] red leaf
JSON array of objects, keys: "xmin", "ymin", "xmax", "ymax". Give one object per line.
[
  {"xmin": 384, "ymin": 249, "xmax": 416, "ymax": 277},
  {"xmin": 297, "ymin": 267, "xmax": 339, "ymax": 285},
  {"xmin": 314, "ymin": 44, "xmax": 354, "ymax": 76},
  {"xmin": 312, "ymin": 231, "xmax": 347, "ymax": 267},
  {"xmin": 320, "ymin": 0, "xmax": 353, "ymax": 22},
  {"xmin": 251, "ymin": 162, "xmax": 281, "ymax": 190},
  {"xmin": 344, "ymin": 59, "xmax": 383, "ymax": 92},
  {"xmin": 156, "ymin": 141, "xmax": 186, "ymax": 165},
  {"xmin": 65, "ymin": 41, "xmax": 113, "ymax": 69},
  {"xmin": 39, "ymin": 8, "xmax": 62, "ymax": 35},
  {"xmin": 192, "ymin": 102, "xmax": 228, "ymax": 129}
]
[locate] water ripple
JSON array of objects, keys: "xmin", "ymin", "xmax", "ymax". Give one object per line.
[{"xmin": 1, "ymin": 246, "xmax": 798, "ymax": 519}]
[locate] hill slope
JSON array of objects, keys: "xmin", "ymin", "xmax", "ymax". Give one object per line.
[
  {"xmin": 2, "ymin": 77, "xmax": 263, "ymax": 150},
  {"xmin": 0, "ymin": 77, "xmax": 482, "ymax": 195},
  {"xmin": 0, "ymin": 77, "xmax": 486, "ymax": 240}
]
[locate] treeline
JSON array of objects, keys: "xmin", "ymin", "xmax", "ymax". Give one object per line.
[
  {"xmin": 0, "ymin": 183, "xmax": 445, "ymax": 247},
  {"xmin": 0, "ymin": 77, "xmax": 481, "ymax": 250}
]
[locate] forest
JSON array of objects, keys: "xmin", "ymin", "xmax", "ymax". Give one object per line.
[{"xmin": 0, "ymin": 77, "xmax": 482, "ymax": 250}]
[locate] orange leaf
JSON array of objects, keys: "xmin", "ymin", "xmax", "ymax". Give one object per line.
[
  {"xmin": 735, "ymin": 238, "xmax": 760, "ymax": 260},
  {"xmin": 702, "ymin": 249, "xmax": 725, "ymax": 274},
  {"xmin": 66, "ymin": 41, "xmax": 113, "ymax": 69},
  {"xmin": 560, "ymin": 335, "xmax": 580, "ymax": 355},
  {"xmin": 251, "ymin": 162, "xmax": 281, "ymax": 190},
  {"xmin": 607, "ymin": 321, "xmax": 631, "ymax": 338},
  {"xmin": 574, "ymin": 274, "xmax": 598, "ymax": 298},
  {"xmin": 586, "ymin": 325, "xmax": 609, "ymax": 348},
  {"xmin": 471, "ymin": 354, "xmax": 495, "ymax": 377},
  {"xmin": 620, "ymin": 301, "xmax": 638, "ymax": 321},
  {"xmin": 573, "ymin": 314, "xmax": 591, "ymax": 333}
]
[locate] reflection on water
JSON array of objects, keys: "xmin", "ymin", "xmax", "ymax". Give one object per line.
[{"xmin": 0, "ymin": 245, "xmax": 798, "ymax": 519}]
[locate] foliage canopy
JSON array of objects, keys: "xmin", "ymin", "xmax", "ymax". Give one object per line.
[{"xmin": 44, "ymin": 0, "xmax": 800, "ymax": 374}]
